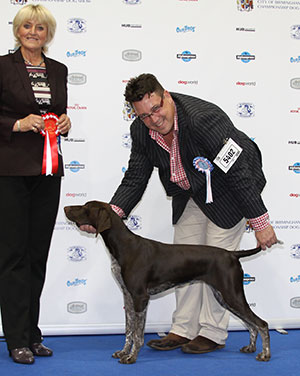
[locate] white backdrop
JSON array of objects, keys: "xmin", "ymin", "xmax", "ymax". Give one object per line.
[{"xmin": 1, "ymin": 0, "xmax": 300, "ymax": 336}]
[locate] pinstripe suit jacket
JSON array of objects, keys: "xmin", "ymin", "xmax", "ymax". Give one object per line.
[
  {"xmin": 110, "ymin": 92, "xmax": 267, "ymax": 229},
  {"xmin": 0, "ymin": 48, "xmax": 68, "ymax": 176}
]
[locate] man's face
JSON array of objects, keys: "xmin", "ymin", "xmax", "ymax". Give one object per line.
[{"xmin": 132, "ymin": 90, "xmax": 175, "ymax": 136}]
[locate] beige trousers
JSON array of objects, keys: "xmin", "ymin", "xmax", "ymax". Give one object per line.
[{"xmin": 170, "ymin": 199, "xmax": 246, "ymax": 345}]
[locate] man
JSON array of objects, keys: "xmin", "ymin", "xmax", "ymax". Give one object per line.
[{"xmin": 82, "ymin": 73, "xmax": 277, "ymax": 354}]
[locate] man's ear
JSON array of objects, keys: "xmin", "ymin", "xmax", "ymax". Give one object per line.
[{"xmin": 95, "ymin": 207, "xmax": 111, "ymax": 235}]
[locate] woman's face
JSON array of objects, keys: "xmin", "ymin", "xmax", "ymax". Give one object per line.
[{"xmin": 17, "ymin": 19, "xmax": 48, "ymax": 53}]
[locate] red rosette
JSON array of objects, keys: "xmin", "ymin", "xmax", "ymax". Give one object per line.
[{"xmin": 40, "ymin": 113, "xmax": 60, "ymax": 175}]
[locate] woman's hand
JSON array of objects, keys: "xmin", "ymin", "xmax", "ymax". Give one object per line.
[
  {"xmin": 57, "ymin": 113, "xmax": 71, "ymax": 135},
  {"xmin": 16, "ymin": 114, "xmax": 44, "ymax": 133}
]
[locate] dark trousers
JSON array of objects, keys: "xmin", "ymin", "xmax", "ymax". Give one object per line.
[{"xmin": 0, "ymin": 175, "xmax": 61, "ymax": 350}]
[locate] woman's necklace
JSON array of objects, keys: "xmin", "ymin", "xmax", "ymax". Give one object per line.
[{"xmin": 24, "ymin": 58, "xmax": 44, "ymax": 67}]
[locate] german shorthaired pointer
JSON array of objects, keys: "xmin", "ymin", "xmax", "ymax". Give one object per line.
[{"xmin": 64, "ymin": 201, "xmax": 270, "ymax": 364}]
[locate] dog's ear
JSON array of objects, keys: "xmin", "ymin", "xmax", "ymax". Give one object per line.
[{"xmin": 95, "ymin": 206, "xmax": 111, "ymax": 235}]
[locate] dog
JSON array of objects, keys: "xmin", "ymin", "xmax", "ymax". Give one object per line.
[{"xmin": 64, "ymin": 200, "xmax": 270, "ymax": 364}]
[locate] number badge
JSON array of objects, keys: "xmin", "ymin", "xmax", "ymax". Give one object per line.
[{"xmin": 213, "ymin": 138, "xmax": 243, "ymax": 173}]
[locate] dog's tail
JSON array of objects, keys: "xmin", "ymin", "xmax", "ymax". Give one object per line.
[{"xmin": 232, "ymin": 246, "xmax": 262, "ymax": 259}]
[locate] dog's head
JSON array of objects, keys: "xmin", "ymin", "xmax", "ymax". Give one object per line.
[{"xmin": 64, "ymin": 201, "xmax": 112, "ymax": 235}]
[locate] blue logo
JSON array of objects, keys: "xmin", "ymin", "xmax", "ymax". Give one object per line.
[
  {"xmin": 290, "ymin": 275, "xmax": 300, "ymax": 283},
  {"xmin": 65, "ymin": 161, "xmax": 85, "ymax": 173},
  {"xmin": 236, "ymin": 51, "xmax": 255, "ymax": 63},
  {"xmin": 67, "ymin": 18, "xmax": 87, "ymax": 33},
  {"xmin": 291, "ymin": 244, "xmax": 300, "ymax": 259},
  {"xmin": 67, "ymin": 246, "xmax": 87, "ymax": 262},
  {"xmin": 176, "ymin": 26, "xmax": 195, "ymax": 33},
  {"xmin": 67, "ymin": 278, "xmax": 87, "ymax": 287},
  {"xmin": 123, "ymin": 101, "xmax": 136, "ymax": 121},
  {"xmin": 243, "ymin": 273, "xmax": 255, "ymax": 285},
  {"xmin": 177, "ymin": 51, "xmax": 197, "ymax": 62},
  {"xmin": 10, "ymin": 0, "xmax": 27, "ymax": 4},
  {"xmin": 290, "ymin": 56, "xmax": 300, "ymax": 63},
  {"xmin": 126, "ymin": 215, "xmax": 142, "ymax": 231},
  {"xmin": 237, "ymin": 103, "xmax": 255, "ymax": 118},
  {"xmin": 122, "ymin": 133, "xmax": 132, "ymax": 149},
  {"xmin": 66, "ymin": 50, "xmax": 87, "ymax": 58},
  {"xmin": 289, "ymin": 163, "xmax": 300, "ymax": 173},
  {"xmin": 237, "ymin": 0, "xmax": 253, "ymax": 12},
  {"xmin": 291, "ymin": 25, "xmax": 300, "ymax": 39},
  {"xmin": 124, "ymin": 0, "xmax": 141, "ymax": 4}
]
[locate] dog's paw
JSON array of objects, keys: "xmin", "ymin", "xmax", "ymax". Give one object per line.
[
  {"xmin": 119, "ymin": 354, "xmax": 137, "ymax": 364},
  {"xmin": 112, "ymin": 350, "xmax": 127, "ymax": 359},
  {"xmin": 256, "ymin": 351, "xmax": 271, "ymax": 362},
  {"xmin": 240, "ymin": 345, "xmax": 256, "ymax": 353}
]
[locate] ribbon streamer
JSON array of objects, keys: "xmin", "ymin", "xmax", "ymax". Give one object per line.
[
  {"xmin": 193, "ymin": 156, "xmax": 214, "ymax": 204},
  {"xmin": 40, "ymin": 113, "xmax": 60, "ymax": 176}
]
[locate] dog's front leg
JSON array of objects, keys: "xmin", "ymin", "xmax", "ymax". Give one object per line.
[
  {"xmin": 119, "ymin": 307, "xmax": 147, "ymax": 364},
  {"xmin": 112, "ymin": 290, "xmax": 135, "ymax": 359}
]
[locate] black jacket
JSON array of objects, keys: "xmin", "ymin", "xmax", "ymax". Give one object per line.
[
  {"xmin": 0, "ymin": 48, "xmax": 68, "ymax": 176},
  {"xmin": 110, "ymin": 92, "xmax": 267, "ymax": 229}
]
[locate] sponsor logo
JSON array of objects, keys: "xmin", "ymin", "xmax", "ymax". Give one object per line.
[
  {"xmin": 236, "ymin": 51, "xmax": 255, "ymax": 63},
  {"xmin": 66, "ymin": 192, "xmax": 88, "ymax": 198},
  {"xmin": 126, "ymin": 215, "xmax": 142, "ymax": 231},
  {"xmin": 236, "ymin": 27, "xmax": 255, "ymax": 32},
  {"xmin": 249, "ymin": 302, "xmax": 256, "ymax": 308},
  {"xmin": 237, "ymin": 103, "xmax": 255, "ymax": 117},
  {"xmin": 122, "ymin": 49, "xmax": 142, "ymax": 61},
  {"xmin": 289, "ymin": 162, "xmax": 300, "ymax": 173},
  {"xmin": 64, "ymin": 137, "xmax": 85, "ymax": 143},
  {"xmin": 67, "ymin": 18, "xmax": 87, "ymax": 33},
  {"xmin": 66, "ymin": 50, "xmax": 87, "ymax": 58},
  {"xmin": 243, "ymin": 273, "xmax": 255, "ymax": 285},
  {"xmin": 177, "ymin": 51, "xmax": 197, "ymax": 62},
  {"xmin": 290, "ymin": 244, "xmax": 300, "ymax": 258},
  {"xmin": 121, "ymin": 24, "xmax": 142, "ymax": 29},
  {"xmin": 178, "ymin": 80, "xmax": 198, "ymax": 85},
  {"xmin": 68, "ymin": 73, "xmax": 87, "ymax": 85},
  {"xmin": 124, "ymin": 0, "xmax": 141, "ymax": 4},
  {"xmin": 236, "ymin": 81, "xmax": 256, "ymax": 87},
  {"xmin": 290, "ymin": 297, "xmax": 300, "ymax": 308},
  {"xmin": 122, "ymin": 166, "xmax": 127, "ymax": 173},
  {"xmin": 290, "ymin": 275, "xmax": 300, "ymax": 283},
  {"xmin": 67, "ymin": 278, "xmax": 87, "ymax": 287},
  {"xmin": 67, "ymin": 246, "xmax": 87, "ymax": 262},
  {"xmin": 10, "ymin": 0, "xmax": 27, "ymax": 4},
  {"xmin": 290, "ymin": 78, "xmax": 300, "ymax": 89},
  {"xmin": 67, "ymin": 104, "xmax": 87, "ymax": 110},
  {"xmin": 65, "ymin": 161, "xmax": 85, "ymax": 172},
  {"xmin": 290, "ymin": 56, "xmax": 300, "ymax": 63},
  {"xmin": 290, "ymin": 192, "xmax": 300, "ymax": 197},
  {"xmin": 176, "ymin": 25, "xmax": 195, "ymax": 33},
  {"xmin": 290, "ymin": 107, "xmax": 300, "ymax": 113},
  {"xmin": 122, "ymin": 133, "xmax": 132, "ymax": 148},
  {"xmin": 291, "ymin": 25, "xmax": 300, "ymax": 39},
  {"xmin": 237, "ymin": 0, "xmax": 253, "ymax": 11},
  {"xmin": 123, "ymin": 101, "xmax": 136, "ymax": 121},
  {"xmin": 54, "ymin": 221, "xmax": 78, "ymax": 231},
  {"xmin": 67, "ymin": 301, "xmax": 87, "ymax": 314}
]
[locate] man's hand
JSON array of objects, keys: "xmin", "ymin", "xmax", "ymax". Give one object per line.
[
  {"xmin": 255, "ymin": 225, "xmax": 278, "ymax": 250},
  {"xmin": 80, "ymin": 225, "xmax": 96, "ymax": 234}
]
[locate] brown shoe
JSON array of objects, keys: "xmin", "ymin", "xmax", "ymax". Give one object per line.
[
  {"xmin": 147, "ymin": 333, "xmax": 190, "ymax": 351},
  {"xmin": 9, "ymin": 347, "xmax": 35, "ymax": 364},
  {"xmin": 181, "ymin": 335, "xmax": 225, "ymax": 354},
  {"xmin": 30, "ymin": 343, "xmax": 53, "ymax": 357}
]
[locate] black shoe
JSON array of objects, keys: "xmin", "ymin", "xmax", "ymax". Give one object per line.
[
  {"xmin": 9, "ymin": 347, "xmax": 35, "ymax": 364},
  {"xmin": 30, "ymin": 343, "xmax": 53, "ymax": 357}
]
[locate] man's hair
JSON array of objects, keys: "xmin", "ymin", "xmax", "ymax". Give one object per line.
[{"xmin": 124, "ymin": 73, "xmax": 164, "ymax": 104}]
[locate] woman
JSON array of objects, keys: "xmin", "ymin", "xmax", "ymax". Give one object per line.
[{"xmin": 0, "ymin": 4, "xmax": 71, "ymax": 364}]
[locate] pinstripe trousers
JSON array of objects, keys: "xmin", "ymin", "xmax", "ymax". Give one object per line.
[{"xmin": 170, "ymin": 198, "xmax": 246, "ymax": 345}]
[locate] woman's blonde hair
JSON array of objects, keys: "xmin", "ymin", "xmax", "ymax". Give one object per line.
[{"xmin": 13, "ymin": 4, "xmax": 56, "ymax": 53}]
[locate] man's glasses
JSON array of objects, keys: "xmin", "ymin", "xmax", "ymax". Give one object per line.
[{"xmin": 137, "ymin": 97, "xmax": 164, "ymax": 121}]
